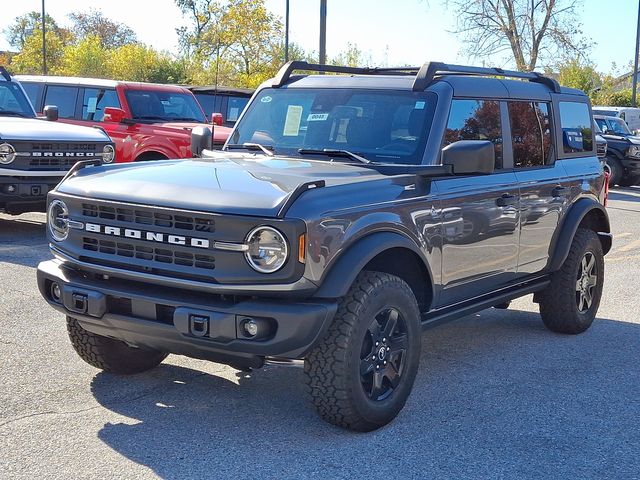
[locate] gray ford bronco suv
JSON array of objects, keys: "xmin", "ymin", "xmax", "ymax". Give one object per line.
[
  {"xmin": 0, "ymin": 67, "xmax": 114, "ymax": 214},
  {"xmin": 37, "ymin": 61, "xmax": 611, "ymax": 431}
]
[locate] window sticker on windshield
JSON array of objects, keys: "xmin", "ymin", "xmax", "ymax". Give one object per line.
[
  {"xmin": 87, "ymin": 97, "xmax": 98, "ymax": 114},
  {"xmin": 228, "ymin": 107, "xmax": 239, "ymax": 122},
  {"xmin": 415, "ymin": 101, "xmax": 426, "ymax": 110},
  {"xmin": 261, "ymin": 96, "xmax": 272, "ymax": 103},
  {"xmin": 283, "ymin": 105, "xmax": 303, "ymax": 136},
  {"xmin": 307, "ymin": 113, "xmax": 329, "ymax": 121}
]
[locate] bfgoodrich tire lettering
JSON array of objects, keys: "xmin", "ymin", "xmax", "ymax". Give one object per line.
[
  {"xmin": 67, "ymin": 317, "xmax": 168, "ymax": 374},
  {"xmin": 304, "ymin": 271, "xmax": 421, "ymax": 431},
  {"xmin": 538, "ymin": 228, "xmax": 604, "ymax": 334}
]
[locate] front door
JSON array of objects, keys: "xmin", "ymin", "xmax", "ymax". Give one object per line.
[{"xmin": 435, "ymin": 99, "xmax": 520, "ymax": 306}]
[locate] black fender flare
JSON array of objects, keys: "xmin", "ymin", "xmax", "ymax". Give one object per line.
[
  {"xmin": 547, "ymin": 198, "xmax": 611, "ymax": 272},
  {"xmin": 312, "ymin": 231, "xmax": 434, "ymax": 300}
]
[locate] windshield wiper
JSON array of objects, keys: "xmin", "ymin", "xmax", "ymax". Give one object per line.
[
  {"xmin": 133, "ymin": 116, "xmax": 170, "ymax": 121},
  {"xmin": 173, "ymin": 117, "xmax": 206, "ymax": 123},
  {"xmin": 0, "ymin": 110, "xmax": 30, "ymax": 118},
  {"xmin": 225, "ymin": 143, "xmax": 274, "ymax": 156},
  {"xmin": 298, "ymin": 148, "xmax": 371, "ymax": 164}
]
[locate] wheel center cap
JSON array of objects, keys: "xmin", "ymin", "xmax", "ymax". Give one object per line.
[{"xmin": 377, "ymin": 346, "xmax": 387, "ymax": 361}]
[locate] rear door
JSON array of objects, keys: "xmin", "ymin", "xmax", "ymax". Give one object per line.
[
  {"xmin": 435, "ymin": 99, "xmax": 520, "ymax": 306},
  {"xmin": 507, "ymin": 100, "xmax": 564, "ymax": 275}
]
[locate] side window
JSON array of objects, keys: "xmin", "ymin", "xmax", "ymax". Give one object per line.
[
  {"xmin": 44, "ymin": 85, "xmax": 79, "ymax": 119},
  {"xmin": 508, "ymin": 101, "xmax": 552, "ymax": 168},
  {"xmin": 444, "ymin": 99, "xmax": 503, "ymax": 168},
  {"xmin": 227, "ymin": 97, "xmax": 249, "ymax": 123},
  {"xmin": 82, "ymin": 88, "xmax": 120, "ymax": 121},
  {"xmin": 559, "ymin": 101, "xmax": 593, "ymax": 153},
  {"xmin": 20, "ymin": 82, "xmax": 41, "ymax": 110}
]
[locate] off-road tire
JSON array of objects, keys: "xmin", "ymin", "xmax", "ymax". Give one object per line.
[
  {"xmin": 605, "ymin": 156, "xmax": 622, "ymax": 186},
  {"xmin": 538, "ymin": 229, "xmax": 604, "ymax": 334},
  {"xmin": 304, "ymin": 271, "xmax": 421, "ymax": 431},
  {"xmin": 67, "ymin": 317, "xmax": 168, "ymax": 374}
]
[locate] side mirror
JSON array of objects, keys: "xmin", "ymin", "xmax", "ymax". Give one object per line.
[
  {"xmin": 442, "ymin": 140, "xmax": 495, "ymax": 175},
  {"xmin": 103, "ymin": 107, "xmax": 127, "ymax": 123},
  {"xmin": 191, "ymin": 126, "xmax": 213, "ymax": 157},
  {"xmin": 43, "ymin": 105, "xmax": 58, "ymax": 122},
  {"xmin": 211, "ymin": 113, "xmax": 224, "ymax": 126}
]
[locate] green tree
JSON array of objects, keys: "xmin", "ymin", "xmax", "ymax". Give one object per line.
[
  {"xmin": 330, "ymin": 43, "xmax": 371, "ymax": 67},
  {"xmin": 4, "ymin": 11, "xmax": 70, "ymax": 50},
  {"xmin": 557, "ymin": 59, "xmax": 601, "ymax": 95},
  {"xmin": 10, "ymin": 28, "xmax": 69, "ymax": 74},
  {"xmin": 59, "ymin": 35, "xmax": 109, "ymax": 77},
  {"xmin": 107, "ymin": 43, "xmax": 186, "ymax": 84},
  {"xmin": 68, "ymin": 9, "xmax": 137, "ymax": 48}
]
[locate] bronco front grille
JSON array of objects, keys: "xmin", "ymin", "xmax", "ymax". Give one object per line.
[
  {"xmin": 29, "ymin": 158, "xmax": 78, "ymax": 168},
  {"xmin": 81, "ymin": 203, "xmax": 215, "ymax": 232},
  {"xmin": 82, "ymin": 237, "xmax": 216, "ymax": 270}
]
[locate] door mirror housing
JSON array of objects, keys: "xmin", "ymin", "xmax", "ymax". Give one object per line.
[
  {"xmin": 442, "ymin": 140, "xmax": 495, "ymax": 175},
  {"xmin": 43, "ymin": 105, "xmax": 58, "ymax": 122},
  {"xmin": 211, "ymin": 112, "xmax": 224, "ymax": 126},
  {"xmin": 191, "ymin": 126, "xmax": 213, "ymax": 157},
  {"xmin": 103, "ymin": 107, "xmax": 127, "ymax": 123}
]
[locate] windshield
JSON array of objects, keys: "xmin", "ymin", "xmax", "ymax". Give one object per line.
[
  {"xmin": 595, "ymin": 116, "xmax": 632, "ymax": 135},
  {"xmin": 229, "ymin": 88, "xmax": 437, "ymax": 164},
  {"xmin": 0, "ymin": 81, "xmax": 36, "ymax": 118},
  {"xmin": 125, "ymin": 89, "xmax": 206, "ymax": 123}
]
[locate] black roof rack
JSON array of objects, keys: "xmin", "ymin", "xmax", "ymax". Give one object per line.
[
  {"xmin": 272, "ymin": 61, "xmax": 419, "ymax": 87},
  {"xmin": 0, "ymin": 66, "xmax": 12, "ymax": 82},
  {"xmin": 272, "ymin": 60, "xmax": 561, "ymax": 94},
  {"xmin": 411, "ymin": 61, "xmax": 561, "ymax": 93}
]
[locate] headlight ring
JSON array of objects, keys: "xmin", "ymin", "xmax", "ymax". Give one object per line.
[
  {"xmin": 102, "ymin": 144, "xmax": 115, "ymax": 163},
  {"xmin": 48, "ymin": 199, "xmax": 70, "ymax": 242},
  {"xmin": 244, "ymin": 226, "xmax": 289, "ymax": 273},
  {"xmin": 0, "ymin": 143, "xmax": 16, "ymax": 164}
]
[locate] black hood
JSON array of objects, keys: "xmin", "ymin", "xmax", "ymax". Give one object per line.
[{"xmin": 56, "ymin": 155, "xmax": 383, "ymax": 217}]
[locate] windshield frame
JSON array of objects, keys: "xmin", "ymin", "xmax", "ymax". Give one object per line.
[
  {"xmin": 228, "ymin": 87, "xmax": 437, "ymax": 165},
  {"xmin": 124, "ymin": 89, "xmax": 207, "ymax": 123},
  {"xmin": 0, "ymin": 80, "xmax": 37, "ymax": 118}
]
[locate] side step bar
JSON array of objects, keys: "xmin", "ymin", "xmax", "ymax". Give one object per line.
[{"xmin": 421, "ymin": 277, "xmax": 550, "ymax": 330}]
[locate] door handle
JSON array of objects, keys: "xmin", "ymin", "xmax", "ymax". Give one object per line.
[
  {"xmin": 496, "ymin": 194, "xmax": 517, "ymax": 207},
  {"xmin": 552, "ymin": 186, "xmax": 570, "ymax": 197}
]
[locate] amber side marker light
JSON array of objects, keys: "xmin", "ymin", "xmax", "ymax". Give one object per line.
[{"xmin": 298, "ymin": 234, "xmax": 306, "ymax": 263}]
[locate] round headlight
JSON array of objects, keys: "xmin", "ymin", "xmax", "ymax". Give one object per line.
[
  {"xmin": 48, "ymin": 199, "xmax": 69, "ymax": 242},
  {"xmin": 102, "ymin": 144, "xmax": 115, "ymax": 163},
  {"xmin": 0, "ymin": 143, "xmax": 16, "ymax": 164},
  {"xmin": 245, "ymin": 226, "xmax": 288, "ymax": 273}
]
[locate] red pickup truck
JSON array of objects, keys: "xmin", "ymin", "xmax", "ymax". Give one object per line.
[{"xmin": 16, "ymin": 75, "xmax": 232, "ymax": 163}]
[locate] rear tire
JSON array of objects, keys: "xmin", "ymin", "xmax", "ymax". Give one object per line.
[
  {"xmin": 538, "ymin": 229, "xmax": 604, "ymax": 334},
  {"xmin": 67, "ymin": 317, "xmax": 167, "ymax": 374},
  {"xmin": 304, "ymin": 271, "xmax": 421, "ymax": 431}
]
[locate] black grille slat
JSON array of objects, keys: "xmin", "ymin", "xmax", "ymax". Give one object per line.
[
  {"xmin": 81, "ymin": 203, "xmax": 214, "ymax": 232},
  {"xmin": 82, "ymin": 237, "xmax": 216, "ymax": 270}
]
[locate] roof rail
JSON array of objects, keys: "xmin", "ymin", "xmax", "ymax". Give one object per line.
[
  {"xmin": 272, "ymin": 61, "xmax": 420, "ymax": 87},
  {"xmin": 0, "ymin": 66, "xmax": 11, "ymax": 82},
  {"xmin": 412, "ymin": 61, "xmax": 561, "ymax": 93}
]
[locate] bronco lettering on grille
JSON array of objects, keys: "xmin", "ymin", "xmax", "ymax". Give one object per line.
[{"xmin": 85, "ymin": 223, "xmax": 210, "ymax": 249}]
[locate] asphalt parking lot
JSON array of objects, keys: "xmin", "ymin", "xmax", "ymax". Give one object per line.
[{"xmin": 1, "ymin": 190, "xmax": 640, "ymax": 480}]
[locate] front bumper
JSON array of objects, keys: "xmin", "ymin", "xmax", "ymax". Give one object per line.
[
  {"xmin": 621, "ymin": 157, "xmax": 640, "ymax": 175},
  {"xmin": 37, "ymin": 259, "xmax": 337, "ymax": 366},
  {"xmin": 0, "ymin": 175, "xmax": 62, "ymax": 212}
]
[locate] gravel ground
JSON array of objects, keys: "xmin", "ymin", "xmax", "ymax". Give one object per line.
[{"xmin": 1, "ymin": 189, "xmax": 639, "ymax": 480}]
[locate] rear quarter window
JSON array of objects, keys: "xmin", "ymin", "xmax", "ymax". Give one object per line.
[{"xmin": 559, "ymin": 101, "xmax": 593, "ymax": 154}]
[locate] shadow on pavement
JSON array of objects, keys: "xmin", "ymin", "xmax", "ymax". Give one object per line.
[
  {"xmin": 0, "ymin": 216, "xmax": 51, "ymax": 268},
  {"xmin": 90, "ymin": 309, "xmax": 640, "ymax": 479}
]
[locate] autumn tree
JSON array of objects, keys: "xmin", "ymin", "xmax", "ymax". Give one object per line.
[
  {"xmin": 4, "ymin": 11, "xmax": 69, "ymax": 50},
  {"xmin": 68, "ymin": 10, "xmax": 137, "ymax": 48},
  {"xmin": 10, "ymin": 27, "xmax": 72, "ymax": 74},
  {"xmin": 449, "ymin": 0, "xmax": 588, "ymax": 71},
  {"xmin": 60, "ymin": 35, "xmax": 109, "ymax": 77}
]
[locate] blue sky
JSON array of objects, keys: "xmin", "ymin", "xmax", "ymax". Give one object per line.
[{"xmin": 1, "ymin": 0, "xmax": 638, "ymax": 75}]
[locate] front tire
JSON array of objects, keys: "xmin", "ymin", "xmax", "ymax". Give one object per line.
[
  {"xmin": 538, "ymin": 229, "xmax": 604, "ymax": 334},
  {"xmin": 67, "ymin": 317, "xmax": 168, "ymax": 374},
  {"xmin": 304, "ymin": 272, "xmax": 421, "ymax": 431},
  {"xmin": 605, "ymin": 156, "xmax": 622, "ymax": 186}
]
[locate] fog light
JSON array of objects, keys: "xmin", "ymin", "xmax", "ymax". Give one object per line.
[
  {"xmin": 51, "ymin": 282, "xmax": 61, "ymax": 302},
  {"xmin": 6, "ymin": 185, "xmax": 16, "ymax": 194},
  {"xmin": 243, "ymin": 319, "xmax": 259, "ymax": 337}
]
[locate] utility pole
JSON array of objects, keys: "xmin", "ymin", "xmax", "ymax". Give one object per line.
[
  {"xmin": 42, "ymin": 0, "xmax": 47, "ymax": 75},
  {"xmin": 319, "ymin": 0, "xmax": 327, "ymax": 65},
  {"xmin": 285, "ymin": 0, "xmax": 290, "ymax": 62},
  {"xmin": 633, "ymin": 0, "xmax": 640, "ymax": 106}
]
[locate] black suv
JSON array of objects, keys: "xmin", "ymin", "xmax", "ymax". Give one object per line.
[
  {"xmin": 0, "ymin": 67, "xmax": 114, "ymax": 214},
  {"xmin": 593, "ymin": 114, "xmax": 640, "ymax": 186},
  {"xmin": 37, "ymin": 62, "xmax": 611, "ymax": 431}
]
